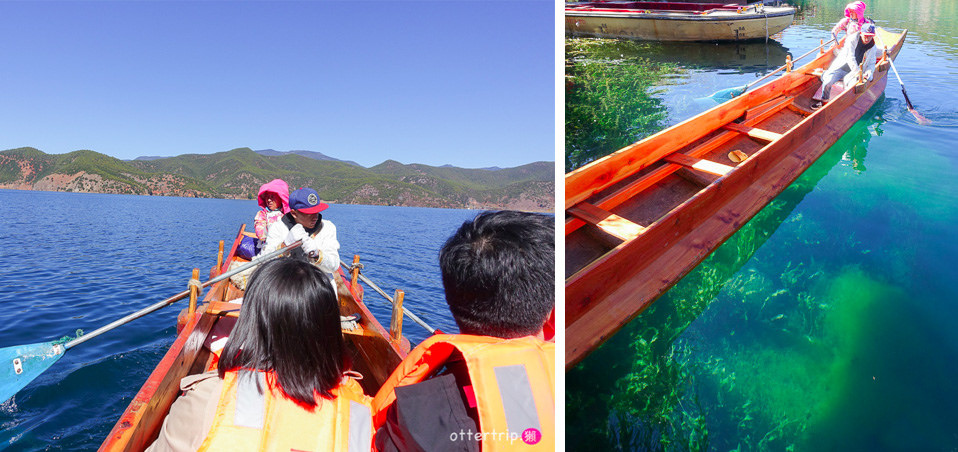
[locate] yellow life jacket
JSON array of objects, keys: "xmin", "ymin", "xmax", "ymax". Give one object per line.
[
  {"xmin": 198, "ymin": 369, "xmax": 372, "ymax": 452},
  {"xmin": 372, "ymin": 334, "xmax": 555, "ymax": 451}
]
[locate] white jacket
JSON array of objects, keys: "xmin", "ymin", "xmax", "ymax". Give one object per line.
[
  {"xmin": 259, "ymin": 215, "xmax": 341, "ymax": 277},
  {"xmin": 835, "ymin": 31, "xmax": 879, "ymax": 86}
]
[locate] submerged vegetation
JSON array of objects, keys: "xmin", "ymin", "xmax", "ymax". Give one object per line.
[
  {"xmin": 566, "ymin": 112, "xmax": 916, "ymax": 450},
  {"xmin": 564, "ymin": 38, "xmax": 677, "ymax": 172}
]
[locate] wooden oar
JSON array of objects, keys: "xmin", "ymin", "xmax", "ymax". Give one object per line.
[
  {"xmin": 875, "ymin": 33, "xmax": 931, "ymax": 125},
  {"xmin": 340, "ymin": 261, "xmax": 438, "ymax": 334},
  {"xmin": 705, "ymin": 38, "xmax": 836, "ymax": 102},
  {"xmin": 0, "ymin": 240, "xmax": 303, "ymax": 403}
]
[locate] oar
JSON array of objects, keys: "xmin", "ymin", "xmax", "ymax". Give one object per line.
[
  {"xmin": 340, "ymin": 261, "xmax": 438, "ymax": 334},
  {"xmin": 874, "ymin": 33, "xmax": 931, "ymax": 125},
  {"xmin": 705, "ymin": 38, "xmax": 836, "ymax": 102},
  {"xmin": 0, "ymin": 241, "xmax": 303, "ymax": 403}
]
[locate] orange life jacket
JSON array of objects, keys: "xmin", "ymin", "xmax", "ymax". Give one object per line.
[
  {"xmin": 372, "ymin": 334, "xmax": 555, "ymax": 451},
  {"xmin": 198, "ymin": 369, "xmax": 373, "ymax": 452}
]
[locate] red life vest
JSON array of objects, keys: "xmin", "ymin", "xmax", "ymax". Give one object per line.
[
  {"xmin": 372, "ymin": 334, "xmax": 555, "ymax": 451},
  {"xmin": 198, "ymin": 369, "xmax": 372, "ymax": 452}
]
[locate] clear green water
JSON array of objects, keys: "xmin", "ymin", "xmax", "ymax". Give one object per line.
[{"xmin": 566, "ymin": 0, "xmax": 958, "ymax": 450}]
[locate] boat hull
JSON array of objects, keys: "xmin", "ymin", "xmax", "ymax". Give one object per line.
[
  {"xmin": 566, "ymin": 6, "xmax": 796, "ymax": 41},
  {"xmin": 565, "ymin": 29, "xmax": 906, "ymax": 368}
]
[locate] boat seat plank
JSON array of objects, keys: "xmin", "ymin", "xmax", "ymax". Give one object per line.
[
  {"xmin": 568, "ymin": 203, "xmax": 646, "ymax": 241},
  {"xmin": 207, "ymin": 301, "xmax": 242, "ymax": 316},
  {"xmin": 723, "ymin": 122, "xmax": 784, "ymax": 143},
  {"xmin": 664, "ymin": 153, "xmax": 733, "ymax": 176}
]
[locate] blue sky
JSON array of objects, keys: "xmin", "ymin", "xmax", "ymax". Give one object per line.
[{"xmin": 1, "ymin": 0, "xmax": 555, "ymax": 168}]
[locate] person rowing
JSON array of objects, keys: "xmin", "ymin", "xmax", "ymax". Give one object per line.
[{"xmin": 813, "ymin": 22, "xmax": 879, "ymax": 109}]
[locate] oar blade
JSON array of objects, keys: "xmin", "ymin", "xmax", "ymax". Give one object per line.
[
  {"xmin": 0, "ymin": 342, "xmax": 65, "ymax": 403},
  {"xmin": 705, "ymin": 85, "xmax": 747, "ymax": 103},
  {"xmin": 909, "ymin": 107, "xmax": 932, "ymax": 125}
]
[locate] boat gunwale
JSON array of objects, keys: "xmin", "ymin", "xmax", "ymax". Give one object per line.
[{"xmin": 565, "ymin": 7, "xmax": 796, "ymax": 21}]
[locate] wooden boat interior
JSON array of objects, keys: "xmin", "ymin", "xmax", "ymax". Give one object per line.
[
  {"xmin": 565, "ymin": 28, "xmax": 905, "ymax": 367},
  {"xmin": 101, "ymin": 225, "xmax": 410, "ymax": 451}
]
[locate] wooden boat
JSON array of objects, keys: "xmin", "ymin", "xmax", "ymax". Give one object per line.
[
  {"xmin": 99, "ymin": 225, "xmax": 411, "ymax": 450},
  {"xmin": 565, "ymin": 2, "xmax": 796, "ymax": 42},
  {"xmin": 565, "ymin": 28, "xmax": 907, "ymax": 368}
]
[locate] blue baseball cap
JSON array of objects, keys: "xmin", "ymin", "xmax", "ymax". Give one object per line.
[
  {"xmin": 860, "ymin": 23, "xmax": 876, "ymax": 36},
  {"xmin": 288, "ymin": 188, "xmax": 329, "ymax": 214}
]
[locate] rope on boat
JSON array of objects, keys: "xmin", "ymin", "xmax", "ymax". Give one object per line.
[
  {"xmin": 342, "ymin": 261, "xmax": 437, "ymax": 334},
  {"xmin": 52, "ymin": 329, "xmax": 83, "ymax": 346},
  {"xmin": 188, "ymin": 278, "xmax": 202, "ymax": 291},
  {"xmin": 340, "ymin": 314, "xmax": 360, "ymax": 331}
]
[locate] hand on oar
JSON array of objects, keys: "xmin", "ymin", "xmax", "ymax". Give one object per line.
[{"xmin": 0, "ymin": 240, "xmax": 303, "ymax": 403}]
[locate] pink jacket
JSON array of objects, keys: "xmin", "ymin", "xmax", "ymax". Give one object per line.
[{"xmin": 254, "ymin": 179, "xmax": 290, "ymax": 240}]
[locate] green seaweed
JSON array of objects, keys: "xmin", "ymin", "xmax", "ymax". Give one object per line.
[{"xmin": 564, "ymin": 38, "xmax": 678, "ymax": 172}]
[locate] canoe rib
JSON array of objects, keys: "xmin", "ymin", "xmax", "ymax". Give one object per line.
[{"xmin": 566, "ymin": 29, "xmax": 906, "ymax": 368}]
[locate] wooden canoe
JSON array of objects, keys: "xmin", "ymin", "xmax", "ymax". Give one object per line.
[
  {"xmin": 99, "ymin": 225, "xmax": 411, "ymax": 451},
  {"xmin": 565, "ymin": 28, "xmax": 907, "ymax": 368},
  {"xmin": 565, "ymin": 2, "xmax": 796, "ymax": 42}
]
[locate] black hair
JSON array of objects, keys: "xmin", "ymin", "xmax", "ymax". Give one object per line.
[
  {"xmin": 218, "ymin": 257, "xmax": 347, "ymax": 407},
  {"xmin": 439, "ymin": 210, "xmax": 555, "ymax": 338}
]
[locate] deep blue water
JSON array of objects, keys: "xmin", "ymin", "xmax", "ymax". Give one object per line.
[{"xmin": 0, "ymin": 189, "xmax": 474, "ymax": 450}]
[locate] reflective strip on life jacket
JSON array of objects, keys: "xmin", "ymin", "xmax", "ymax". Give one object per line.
[
  {"xmin": 348, "ymin": 400, "xmax": 372, "ymax": 452},
  {"xmin": 494, "ymin": 364, "xmax": 540, "ymax": 436},
  {"xmin": 234, "ymin": 370, "xmax": 265, "ymax": 428}
]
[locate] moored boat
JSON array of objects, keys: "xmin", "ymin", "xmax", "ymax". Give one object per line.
[
  {"xmin": 99, "ymin": 224, "xmax": 411, "ymax": 451},
  {"xmin": 565, "ymin": 28, "xmax": 907, "ymax": 368},
  {"xmin": 565, "ymin": 1, "xmax": 797, "ymax": 42}
]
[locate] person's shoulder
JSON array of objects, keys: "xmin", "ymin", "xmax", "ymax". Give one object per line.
[{"xmin": 180, "ymin": 371, "xmax": 222, "ymax": 393}]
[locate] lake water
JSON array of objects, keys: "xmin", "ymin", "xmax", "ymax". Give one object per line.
[
  {"xmin": 567, "ymin": 0, "xmax": 958, "ymax": 450},
  {"xmin": 0, "ymin": 189, "xmax": 475, "ymax": 450}
]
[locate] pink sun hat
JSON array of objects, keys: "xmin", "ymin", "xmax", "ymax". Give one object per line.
[{"xmin": 844, "ymin": 1, "xmax": 866, "ymax": 22}]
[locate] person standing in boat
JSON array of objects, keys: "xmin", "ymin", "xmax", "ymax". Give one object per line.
[
  {"xmin": 832, "ymin": 1, "xmax": 867, "ymax": 43},
  {"xmin": 146, "ymin": 258, "xmax": 372, "ymax": 452},
  {"xmin": 372, "ymin": 210, "xmax": 555, "ymax": 451},
  {"xmin": 259, "ymin": 187, "xmax": 341, "ymax": 292},
  {"xmin": 813, "ymin": 22, "xmax": 879, "ymax": 109}
]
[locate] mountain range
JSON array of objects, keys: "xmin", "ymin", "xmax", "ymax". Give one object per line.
[{"xmin": 0, "ymin": 147, "xmax": 554, "ymax": 211}]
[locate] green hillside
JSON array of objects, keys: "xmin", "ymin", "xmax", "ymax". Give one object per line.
[{"xmin": 0, "ymin": 147, "xmax": 554, "ymax": 211}]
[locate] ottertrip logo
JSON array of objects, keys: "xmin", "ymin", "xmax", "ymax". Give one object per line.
[{"xmin": 449, "ymin": 428, "xmax": 543, "ymax": 445}]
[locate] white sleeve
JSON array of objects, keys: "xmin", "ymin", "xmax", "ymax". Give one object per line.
[
  {"xmin": 259, "ymin": 220, "xmax": 289, "ymax": 257},
  {"xmin": 313, "ymin": 220, "xmax": 341, "ymax": 274}
]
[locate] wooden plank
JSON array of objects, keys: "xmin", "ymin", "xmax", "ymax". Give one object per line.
[
  {"xmin": 568, "ymin": 203, "xmax": 646, "ymax": 241},
  {"xmin": 723, "ymin": 122, "xmax": 784, "ymax": 143},
  {"xmin": 207, "ymin": 300, "xmax": 242, "ymax": 315},
  {"xmin": 664, "ymin": 153, "xmax": 733, "ymax": 176}
]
